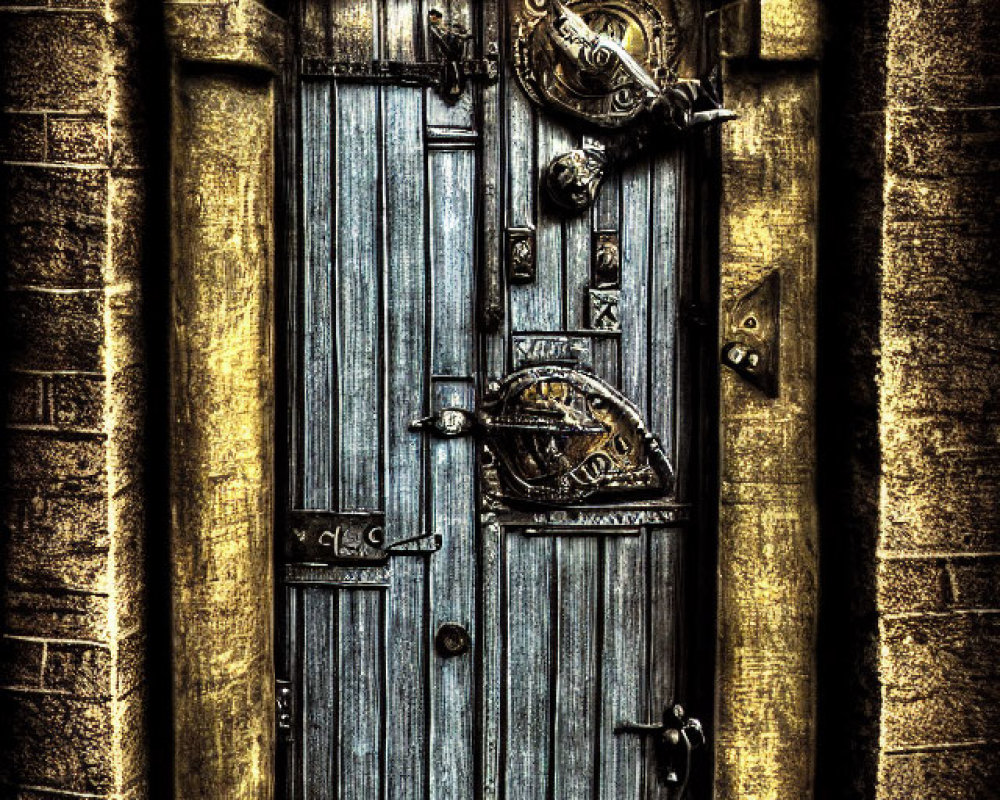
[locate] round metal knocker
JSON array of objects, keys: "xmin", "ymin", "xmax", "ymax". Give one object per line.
[{"xmin": 435, "ymin": 623, "xmax": 471, "ymax": 658}]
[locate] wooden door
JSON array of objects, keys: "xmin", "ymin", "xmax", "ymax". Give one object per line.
[{"xmin": 280, "ymin": 2, "xmax": 713, "ymax": 798}]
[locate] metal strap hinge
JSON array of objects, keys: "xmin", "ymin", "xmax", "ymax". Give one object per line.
[
  {"xmin": 276, "ymin": 678, "xmax": 294, "ymax": 739},
  {"xmin": 300, "ymin": 43, "xmax": 499, "ymax": 101}
]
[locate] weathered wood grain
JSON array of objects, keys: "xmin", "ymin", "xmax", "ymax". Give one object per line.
[
  {"xmin": 504, "ymin": 534, "xmax": 554, "ymax": 800},
  {"xmin": 621, "ymin": 158, "xmax": 652, "ymax": 418},
  {"xmin": 648, "ymin": 529, "xmax": 681, "ymax": 800},
  {"xmin": 335, "ymin": 83, "xmax": 382, "ymax": 509},
  {"xmin": 430, "ymin": 149, "xmax": 476, "ymax": 378},
  {"xmin": 302, "ymin": 588, "xmax": 338, "ymax": 799},
  {"xmin": 650, "ymin": 153, "xmax": 680, "ymax": 462},
  {"xmin": 337, "ymin": 589, "xmax": 384, "ymax": 800},
  {"xmin": 598, "ymin": 535, "xmax": 646, "ymax": 799},
  {"xmin": 301, "ymin": 82, "xmax": 335, "ymax": 510},
  {"xmin": 552, "ymin": 536, "xmax": 599, "ymax": 799},
  {"xmin": 429, "ymin": 380, "xmax": 477, "ymax": 800}
]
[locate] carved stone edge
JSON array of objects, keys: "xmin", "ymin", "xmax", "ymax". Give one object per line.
[
  {"xmin": 717, "ymin": 0, "xmax": 822, "ymax": 62},
  {"xmin": 715, "ymin": 2, "xmax": 822, "ymax": 799},
  {"xmin": 165, "ymin": 0, "xmax": 287, "ymax": 73}
]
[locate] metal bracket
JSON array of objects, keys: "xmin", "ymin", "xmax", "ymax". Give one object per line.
[
  {"xmin": 276, "ymin": 679, "xmax": 294, "ymax": 739},
  {"xmin": 721, "ymin": 270, "xmax": 781, "ymax": 397},
  {"xmin": 301, "ymin": 11, "xmax": 498, "ymax": 104}
]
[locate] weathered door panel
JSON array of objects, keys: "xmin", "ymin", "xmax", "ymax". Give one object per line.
[{"xmin": 283, "ymin": 1, "xmax": 707, "ymax": 797}]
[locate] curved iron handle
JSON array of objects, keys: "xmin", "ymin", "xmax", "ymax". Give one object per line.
[{"xmin": 615, "ymin": 704, "xmax": 705, "ymax": 795}]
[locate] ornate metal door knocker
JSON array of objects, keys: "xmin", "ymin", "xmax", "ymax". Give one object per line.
[
  {"xmin": 412, "ymin": 366, "xmax": 674, "ymax": 506},
  {"xmin": 513, "ymin": 0, "xmax": 735, "ymax": 213}
]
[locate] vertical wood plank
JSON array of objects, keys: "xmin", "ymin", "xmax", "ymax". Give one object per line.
[
  {"xmin": 384, "ymin": 0, "xmax": 419, "ymax": 60},
  {"xmin": 650, "ymin": 153, "xmax": 680, "ymax": 461},
  {"xmin": 285, "ymin": 588, "xmax": 301, "ymax": 800},
  {"xmin": 335, "ymin": 84, "xmax": 382, "ymax": 509},
  {"xmin": 329, "ymin": 0, "xmax": 378, "ymax": 61},
  {"xmin": 621, "ymin": 159, "xmax": 652, "ymax": 418},
  {"xmin": 510, "ymin": 119, "xmax": 571, "ymax": 332},
  {"xmin": 302, "ymin": 588, "xmax": 337, "ymax": 800},
  {"xmin": 599, "ymin": 536, "xmax": 647, "ymax": 800},
  {"xmin": 504, "ymin": 44, "xmax": 535, "ymax": 228},
  {"xmin": 481, "ymin": 514, "xmax": 503, "ymax": 800},
  {"xmin": 301, "ymin": 83, "xmax": 334, "ymax": 509},
  {"xmin": 383, "ymin": 78, "xmax": 430, "ymax": 800},
  {"xmin": 595, "ymin": 166, "xmax": 621, "ymax": 233},
  {"xmin": 647, "ymin": 529, "xmax": 681, "ymax": 800},
  {"xmin": 565, "ymin": 135, "xmax": 591, "ymax": 331},
  {"xmin": 504, "ymin": 535, "xmax": 554, "ymax": 800},
  {"xmin": 384, "ymin": 84, "xmax": 427, "ymax": 544},
  {"xmin": 552, "ymin": 536, "xmax": 600, "ymax": 800},
  {"xmin": 339, "ymin": 590, "xmax": 385, "ymax": 800},
  {"xmin": 429, "ymin": 380, "xmax": 477, "ymax": 800},
  {"xmin": 430, "ymin": 149, "xmax": 476, "ymax": 378},
  {"xmin": 592, "ymin": 337, "xmax": 620, "ymax": 389}
]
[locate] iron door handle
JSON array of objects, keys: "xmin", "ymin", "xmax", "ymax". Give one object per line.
[{"xmin": 615, "ymin": 704, "xmax": 704, "ymax": 795}]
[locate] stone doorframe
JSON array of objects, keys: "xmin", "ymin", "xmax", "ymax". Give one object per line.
[{"xmin": 163, "ymin": 1, "xmax": 821, "ymax": 798}]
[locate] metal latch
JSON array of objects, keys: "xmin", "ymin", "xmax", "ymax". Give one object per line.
[
  {"xmin": 276, "ymin": 679, "xmax": 294, "ymax": 739},
  {"xmin": 615, "ymin": 704, "xmax": 705, "ymax": 794}
]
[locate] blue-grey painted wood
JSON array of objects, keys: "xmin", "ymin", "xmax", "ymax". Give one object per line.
[
  {"xmin": 504, "ymin": 534, "xmax": 554, "ymax": 800},
  {"xmin": 338, "ymin": 589, "xmax": 385, "ymax": 800},
  {"xmin": 335, "ymin": 83, "xmax": 383, "ymax": 509},
  {"xmin": 592, "ymin": 336, "xmax": 620, "ymax": 388},
  {"xmin": 383, "ymin": 72, "xmax": 430, "ymax": 800},
  {"xmin": 383, "ymin": 84, "xmax": 427, "ymax": 546},
  {"xmin": 480, "ymin": 514, "xmax": 503, "ymax": 800},
  {"xmin": 552, "ymin": 536, "xmax": 600, "ymax": 799},
  {"xmin": 599, "ymin": 535, "xmax": 647, "ymax": 799},
  {"xmin": 505, "ymin": 56, "xmax": 535, "ymax": 234},
  {"xmin": 430, "ymin": 150, "xmax": 476, "ymax": 378},
  {"xmin": 302, "ymin": 588, "xmax": 338, "ymax": 800},
  {"xmin": 565, "ymin": 136, "xmax": 591, "ymax": 331},
  {"xmin": 621, "ymin": 158, "xmax": 652, "ymax": 419},
  {"xmin": 301, "ymin": 83, "xmax": 334, "ymax": 509},
  {"xmin": 429, "ymin": 379, "xmax": 477, "ymax": 800},
  {"xmin": 650, "ymin": 153, "xmax": 680, "ymax": 466},
  {"xmin": 647, "ymin": 529, "xmax": 682, "ymax": 800},
  {"xmin": 511, "ymin": 118, "xmax": 571, "ymax": 332}
]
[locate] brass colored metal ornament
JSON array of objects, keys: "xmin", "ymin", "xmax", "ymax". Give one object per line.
[
  {"xmin": 721, "ymin": 270, "xmax": 781, "ymax": 397},
  {"xmin": 480, "ymin": 366, "xmax": 673, "ymax": 505},
  {"xmin": 513, "ymin": 1, "xmax": 736, "ymax": 214},
  {"xmin": 514, "ymin": 0, "xmax": 677, "ymax": 129}
]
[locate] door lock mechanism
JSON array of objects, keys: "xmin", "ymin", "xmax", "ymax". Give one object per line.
[{"xmin": 616, "ymin": 704, "xmax": 705, "ymax": 794}]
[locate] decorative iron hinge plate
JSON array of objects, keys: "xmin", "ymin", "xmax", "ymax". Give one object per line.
[{"xmin": 301, "ymin": 51, "xmax": 498, "ymax": 82}]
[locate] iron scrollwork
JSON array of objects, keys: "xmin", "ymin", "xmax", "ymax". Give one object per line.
[{"xmin": 514, "ymin": 0, "xmax": 735, "ymax": 213}]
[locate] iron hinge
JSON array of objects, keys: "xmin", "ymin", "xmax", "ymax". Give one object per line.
[
  {"xmin": 276, "ymin": 678, "xmax": 294, "ymax": 739},
  {"xmin": 300, "ymin": 43, "xmax": 499, "ymax": 102}
]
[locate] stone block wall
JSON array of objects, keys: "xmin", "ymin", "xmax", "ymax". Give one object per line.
[
  {"xmin": 0, "ymin": 1, "xmax": 149, "ymax": 798},
  {"xmin": 820, "ymin": 0, "xmax": 1000, "ymax": 797}
]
